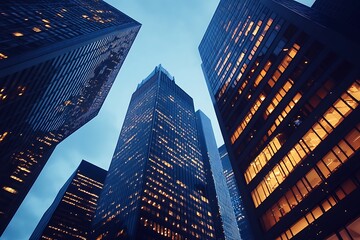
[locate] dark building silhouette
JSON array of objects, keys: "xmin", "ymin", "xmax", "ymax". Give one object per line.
[
  {"xmin": 92, "ymin": 66, "xmax": 217, "ymax": 239},
  {"xmin": 196, "ymin": 111, "xmax": 241, "ymax": 240},
  {"xmin": 0, "ymin": 0, "xmax": 140, "ymax": 235},
  {"xmin": 30, "ymin": 160, "xmax": 107, "ymax": 240},
  {"xmin": 311, "ymin": 0, "xmax": 360, "ymax": 40},
  {"xmin": 219, "ymin": 145, "xmax": 254, "ymax": 240},
  {"xmin": 199, "ymin": 0, "xmax": 360, "ymax": 239}
]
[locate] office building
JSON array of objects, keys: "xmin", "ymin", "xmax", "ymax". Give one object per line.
[
  {"xmin": 220, "ymin": 145, "xmax": 254, "ymax": 240},
  {"xmin": 199, "ymin": 0, "xmax": 360, "ymax": 239},
  {"xmin": 196, "ymin": 111, "xmax": 241, "ymax": 240},
  {"xmin": 92, "ymin": 65, "xmax": 217, "ymax": 239},
  {"xmin": 30, "ymin": 160, "xmax": 107, "ymax": 240},
  {"xmin": 0, "ymin": 0, "xmax": 140, "ymax": 234}
]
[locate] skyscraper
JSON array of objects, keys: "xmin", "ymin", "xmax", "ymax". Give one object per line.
[
  {"xmin": 92, "ymin": 65, "xmax": 217, "ymax": 239},
  {"xmin": 219, "ymin": 145, "xmax": 254, "ymax": 240},
  {"xmin": 30, "ymin": 160, "xmax": 107, "ymax": 240},
  {"xmin": 0, "ymin": 0, "xmax": 140, "ymax": 234},
  {"xmin": 199, "ymin": 0, "xmax": 360, "ymax": 239},
  {"xmin": 196, "ymin": 111, "xmax": 241, "ymax": 240}
]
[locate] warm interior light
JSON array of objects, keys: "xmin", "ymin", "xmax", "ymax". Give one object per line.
[{"xmin": 13, "ymin": 32, "xmax": 24, "ymax": 37}]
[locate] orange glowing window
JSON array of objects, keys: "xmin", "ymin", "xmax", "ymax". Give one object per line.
[
  {"xmin": 252, "ymin": 83, "xmax": 357, "ymax": 207},
  {"xmin": 13, "ymin": 32, "xmax": 24, "ymax": 37},
  {"xmin": 3, "ymin": 186, "xmax": 17, "ymax": 194},
  {"xmin": 244, "ymin": 135, "xmax": 281, "ymax": 183},
  {"xmin": 231, "ymin": 94, "xmax": 266, "ymax": 144},
  {"xmin": 0, "ymin": 53, "xmax": 8, "ymax": 60}
]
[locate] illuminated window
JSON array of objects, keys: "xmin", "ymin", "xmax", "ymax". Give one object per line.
[
  {"xmin": 254, "ymin": 61, "xmax": 272, "ymax": 87},
  {"xmin": 245, "ymin": 135, "xmax": 282, "ymax": 183},
  {"xmin": 231, "ymin": 94, "xmax": 266, "ymax": 143},
  {"xmin": 3, "ymin": 186, "xmax": 17, "ymax": 194},
  {"xmin": 265, "ymin": 80, "xmax": 294, "ymax": 117},
  {"xmin": 32, "ymin": 27, "xmax": 42, "ymax": 32},
  {"xmin": 0, "ymin": 131, "xmax": 9, "ymax": 142},
  {"xmin": 252, "ymin": 83, "xmax": 358, "ymax": 207},
  {"xmin": 13, "ymin": 32, "xmax": 24, "ymax": 37},
  {"xmin": 267, "ymin": 93, "xmax": 302, "ymax": 136},
  {"xmin": 0, "ymin": 52, "xmax": 8, "ymax": 59},
  {"xmin": 276, "ymin": 177, "xmax": 358, "ymax": 239}
]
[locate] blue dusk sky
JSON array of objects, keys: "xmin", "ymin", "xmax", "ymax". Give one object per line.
[{"xmin": 2, "ymin": 0, "xmax": 315, "ymax": 239}]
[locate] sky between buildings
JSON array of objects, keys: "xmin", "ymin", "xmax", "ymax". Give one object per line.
[{"xmin": 1, "ymin": 0, "xmax": 315, "ymax": 239}]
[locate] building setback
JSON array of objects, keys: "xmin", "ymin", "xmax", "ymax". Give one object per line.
[
  {"xmin": 196, "ymin": 111, "xmax": 241, "ymax": 240},
  {"xmin": 92, "ymin": 65, "xmax": 217, "ymax": 239},
  {"xmin": 219, "ymin": 145, "xmax": 254, "ymax": 240},
  {"xmin": 30, "ymin": 160, "xmax": 107, "ymax": 240},
  {"xmin": 0, "ymin": 0, "xmax": 140, "ymax": 235},
  {"xmin": 199, "ymin": 0, "xmax": 360, "ymax": 239}
]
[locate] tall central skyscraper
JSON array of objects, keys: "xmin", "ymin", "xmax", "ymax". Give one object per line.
[
  {"xmin": 0, "ymin": 0, "xmax": 140, "ymax": 235},
  {"xmin": 92, "ymin": 66, "xmax": 217, "ymax": 239}
]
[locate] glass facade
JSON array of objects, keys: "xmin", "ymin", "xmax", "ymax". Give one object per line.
[
  {"xmin": 92, "ymin": 66, "xmax": 217, "ymax": 239},
  {"xmin": 199, "ymin": 0, "xmax": 360, "ymax": 239},
  {"xmin": 220, "ymin": 145, "xmax": 254, "ymax": 240},
  {"xmin": 0, "ymin": 0, "xmax": 140, "ymax": 235},
  {"xmin": 30, "ymin": 160, "xmax": 107, "ymax": 240},
  {"xmin": 196, "ymin": 111, "xmax": 241, "ymax": 240}
]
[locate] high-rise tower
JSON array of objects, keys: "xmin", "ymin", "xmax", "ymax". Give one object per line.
[
  {"xmin": 196, "ymin": 111, "xmax": 241, "ymax": 240},
  {"xmin": 219, "ymin": 145, "xmax": 254, "ymax": 240},
  {"xmin": 199, "ymin": 0, "xmax": 360, "ymax": 239},
  {"xmin": 30, "ymin": 160, "xmax": 107, "ymax": 240},
  {"xmin": 0, "ymin": 0, "xmax": 140, "ymax": 234},
  {"xmin": 92, "ymin": 66, "xmax": 217, "ymax": 239}
]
